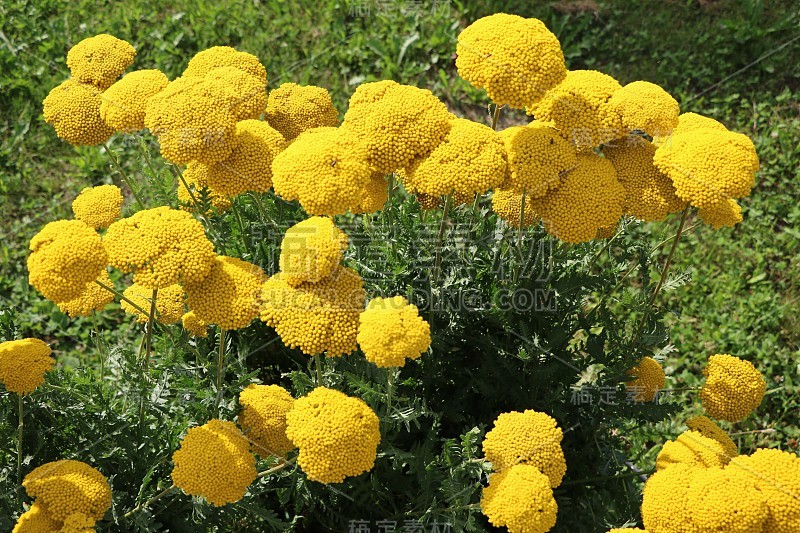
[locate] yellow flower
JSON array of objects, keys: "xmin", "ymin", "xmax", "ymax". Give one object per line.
[
  {"xmin": 271, "ymin": 126, "xmax": 372, "ymax": 216},
  {"xmin": 401, "ymin": 118, "xmax": 507, "ymax": 197},
  {"xmin": 12, "ymin": 501, "xmax": 60, "ymax": 533},
  {"xmin": 43, "ymin": 80, "xmax": 114, "ymax": 146},
  {"xmin": 100, "ymin": 69, "xmax": 169, "ymax": 131},
  {"xmin": 491, "ymin": 187, "xmax": 538, "ymax": 228},
  {"xmin": 265, "ymin": 83, "xmax": 339, "ymax": 141},
  {"xmin": 184, "ymin": 256, "xmax": 266, "ymax": 330},
  {"xmin": 178, "ymin": 162, "xmax": 232, "ymax": 213},
  {"xmin": 625, "ymin": 356, "xmax": 666, "ymax": 402},
  {"xmin": 285, "ymin": 387, "xmax": 380, "ymax": 484},
  {"xmin": 237, "ymin": 384, "xmax": 295, "ymax": 457},
  {"xmin": 456, "ymin": 14, "xmax": 566, "ymax": 109},
  {"xmin": 529, "ymin": 152, "xmax": 625, "ymax": 243},
  {"xmin": 203, "ymin": 66, "xmax": 267, "ymax": 121},
  {"xmin": 480, "ymin": 464, "xmax": 558, "ymax": 533},
  {"xmin": 183, "ymin": 46, "xmax": 267, "ymax": 85},
  {"xmin": 0, "ymin": 339, "xmax": 54, "ymax": 395},
  {"xmin": 260, "ymin": 266, "xmax": 366, "ymax": 357},
  {"xmin": 279, "ymin": 217, "xmax": 348, "ymax": 287},
  {"xmin": 603, "ymin": 137, "xmax": 685, "ymax": 222},
  {"xmin": 608, "ymin": 81, "xmax": 680, "ymax": 138},
  {"xmin": 685, "ymin": 415, "xmax": 738, "ymax": 459},
  {"xmin": 697, "ymin": 198, "xmax": 743, "ymax": 229},
  {"xmin": 700, "ymin": 353, "xmax": 765, "ymax": 422},
  {"xmin": 641, "ymin": 463, "xmax": 697, "ymax": 533},
  {"xmin": 121, "ymin": 282, "xmax": 185, "ymax": 325},
  {"xmin": 413, "ymin": 190, "xmax": 475, "ymax": 211},
  {"xmin": 71, "ymin": 184, "xmax": 124, "ymax": 229},
  {"xmin": 528, "ymin": 70, "xmax": 625, "ymax": 149},
  {"xmin": 56, "ymin": 270, "xmax": 115, "ymax": 318},
  {"xmin": 654, "ymin": 112, "xmax": 728, "ymax": 146},
  {"xmin": 171, "ymin": 419, "xmax": 257, "ymax": 506},
  {"xmin": 482, "ymin": 409, "xmax": 567, "ymax": 488},
  {"xmin": 28, "ymin": 219, "xmax": 108, "ymax": 303},
  {"xmin": 103, "ymin": 206, "xmax": 215, "ymax": 290},
  {"xmin": 729, "ymin": 448, "xmax": 800, "ymax": 532},
  {"xmin": 23, "ymin": 460, "xmax": 112, "ymax": 522},
  {"xmin": 357, "ymin": 296, "xmax": 431, "ymax": 368},
  {"xmin": 499, "ymin": 122, "xmax": 577, "ymax": 197},
  {"xmin": 66, "ymin": 34, "xmax": 136, "ymax": 90},
  {"xmin": 342, "ymin": 82, "xmax": 452, "ymax": 173},
  {"xmin": 351, "ymin": 171, "xmax": 389, "ymax": 214},
  {"xmin": 181, "ymin": 311, "xmax": 208, "ymax": 338},
  {"xmin": 57, "ymin": 513, "xmax": 96, "ymax": 533},
  {"xmin": 655, "ymin": 430, "xmax": 732, "ymax": 471},
  {"xmin": 686, "ymin": 466, "xmax": 768, "ymax": 533}
]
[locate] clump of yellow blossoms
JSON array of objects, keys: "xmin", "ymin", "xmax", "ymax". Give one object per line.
[
  {"xmin": 23, "ymin": 459, "xmax": 112, "ymax": 522},
  {"xmin": 66, "ymin": 34, "xmax": 136, "ymax": 90},
  {"xmin": 500, "ymin": 122, "xmax": 577, "ymax": 197},
  {"xmin": 271, "ymin": 127, "xmax": 371, "ymax": 215},
  {"xmin": 56, "ymin": 270, "xmax": 115, "ymax": 318},
  {"xmin": 357, "ymin": 296, "xmax": 431, "ymax": 368},
  {"xmin": 641, "ymin": 463, "xmax": 696, "ymax": 533},
  {"xmin": 456, "ymin": 13, "xmax": 566, "ymax": 109},
  {"xmin": 184, "ymin": 256, "xmax": 266, "ymax": 331},
  {"xmin": 685, "ymin": 415, "xmax": 738, "ymax": 459},
  {"xmin": 171, "ymin": 419, "xmax": 257, "ymax": 506},
  {"xmin": 285, "ymin": 387, "xmax": 380, "ymax": 484},
  {"xmin": 279, "ymin": 217, "xmax": 348, "ymax": 286},
  {"xmin": 58, "ymin": 512, "xmax": 97, "ymax": 532},
  {"xmin": 481, "ymin": 464, "xmax": 558, "ymax": 533},
  {"xmin": 730, "ymin": 448, "xmax": 800, "ymax": 532},
  {"xmin": 121, "ymin": 282, "xmax": 185, "ymax": 325},
  {"xmin": 181, "ymin": 311, "xmax": 208, "ymax": 338},
  {"xmin": 482, "ymin": 409, "xmax": 567, "ymax": 487},
  {"xmin": 402, "ymin": 118, "xmax": 507, "ymax": 197},
  {"xmin": 71, "ymin": 184, "xmax": 124, "ymax": 229},
  {"xmin": 100, "ymin": 69, "xmax": 169, "ymax": 131},
  {"xmin": 414, "ymin": 190, "xmax": 475, "ymax": 211},
  {"xmin": 604, "ymin": 137, "xmax": 685, "ymax": 222},
  {"xmin": 608, "ymin": 81, "xmax": 680, "ymax": 137},
  {"xmin": 183, "ymin": 46, "xmax": 267, "ymax": 84},
  {"xmin": 28, "ymin": 219, "xmax": 108, "ymax": 303},
  {"xmin": 0, "ymin": 338, "xmax": 54, "ymax": 395},
  {"xmin": 260, "ymin": 266, "xmax": 366, "ymax": 357},
  {"xmin": 13, "ymin": 501, "xmax": 60, "ymax": 532},
  {"xmin": 687, "ymin": 466, "xmax": 769, "ymax": 533},
  {"xmin": 103, "ymin": 206, "xmax": 215, "ymax": 289},
  {"xmin": 265, "ymin": 83, "xmax": 339, "ymax": 141},
  {"xmin": 625, "ymin": 356, "xmax": 666, "ymax": 402},
  {"xmin": 655, "ymin": 429, "xmax": 732, "ymax": 471},
  {"xmin": 342, "ymin": 81, "xmax": 452, "ymax": 173},
  {"xmin": 352, "ymin": 171, "xmax": 389, "ymax": 214},
  {"xmin": 492, "ymin": 187, "xmax": 538, "ymax": 228},
  {"xmin": 528, "ymin": 70, "xmax": 625, "ymax": 149},
  {"xmin": 203, "ymin": 66, "xmax": 268, "ymax": 121},
  {"xmin": 697, "ymin": 198, "xmax": 743, "ymax": 229},
  {"xmin": 529, "ymin": 152, "xmax": 625, "ymax": 243},
  {"xmin": 699, "ymin": 353, "xmax": 765, "ymax": 422},
  {"xmin": 43, "ymin": 80, "xmax": 114, "ymax": 146},
  {"xmin": 179, "ymin": 162, "xmax": 232, "ymax": 213},
  {"xmin": 237, "ymin": 384, "xmax": 295, "ymax": 457}
]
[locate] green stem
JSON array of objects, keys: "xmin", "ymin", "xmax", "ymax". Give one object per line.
[
  {"xmin": 143, "ymin": 288, "xmax": 158, "ymax": 367},
  {"xmin": 314, "ymin": 353, "xmax": 323, "ymax": 386},
  {"xmin": 513, "ymin": 189, "xmax": 527, "ymax": 284},
  {"xmin": 256, "ymin": 457, "xmax": 297, "ymax": 479},
  {"xmin": 122, "ymin": 485, "xmax": 176, "ymax": 520},
  {"xmin": 104, "ymin": 142, "xmax": 145, "ymax": 209},
  {"xmin": 490, "ymin": 104, "xmax": 503, "ymax": 130},
  {"xmin": 229, "ymin": 196, "xmax": 254, "ymax": 258},
  {"xmin": 430, "ymin": 192, "xmax": 453, "ymax": 323},
  {"xmin": 214, "ymin": 329, "xmax": 227, "ymax": 418},
  {"xmin": 92, "ymin": 311, "xmax": 106, "ymax": 385},
  {"xmin": 17, "ymin": 394, "xmax": 23, "ymax": 485},
  {"xmin": 94, "ymin": 280, "xmax": 150, "ymax": 316},
  {"xmin": 135, "ymin": 135, "xmax": 160, "ymax": 184},
  {"xmin": 386, "ymin": 368, "xmax": 395, "ymax": 414}
]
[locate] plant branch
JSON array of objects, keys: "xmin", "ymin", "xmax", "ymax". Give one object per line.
[{"xmin": 104, "ymin": 142, "xmax": 145, "ymax": 209}]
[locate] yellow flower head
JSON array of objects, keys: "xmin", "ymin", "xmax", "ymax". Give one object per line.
[
  {"xmin": 357, "ymin": 296, "xmax": 431, "ymax": 368},
  {"xmin": 625, "ymin": 356, "xmax": 666, "ymax": 402},
  {"xmin": 23, "ymin": 460, "xmax": 112, "ymax": 522},
  {"xmin": 654, "ymin": 112, "xmax": 728, "ymax": 146},
  {"xmin": 529, "ymin": 152, "xmax": 624, "ymax": 243},
  {"xmin": 56, "ymin": 270, "xmax": 115, "ymax": 318},
  {"xmin": 652, "ymin": 128, "xmax": 759, "ymax": 209},
  {"xmin": 103, "ymin": 206, "xmax": 215, "ymax": 289},
  {"xmin": 402, "ymin": 118, "xmax": 507, "ymax": 198},
  {"xmin": 171, "ymin": 419, "xmax": 257, "ymax": 506},
  {"xmin": 685, "ymin": 415, "xmax": 738, "ymax": 459},
  {"xmin": 66, "ymin": 34, "xmax": 136, "ymax": 90},
  {"xmin": 265, "ymin": 83, "xmax": 339, "ymax": 141},
  {"xmin": 285, "ymin": 387, "xmax": 380, "ymax": 484},
  {"xmin": 28, "ymin": 219, "xmax": 108, "ymax": 303},
  {"xmin": 71, "ymin": 184, "xmax": 124, "ymax": 229},
  {"xmin": 237, "ymin": 383, "xmax": 295, "ymax": 457},
  {"xmin": 260, "ymin": 266, "xmax": 366, "ymax": 357},
  {"xmin": 279, "ymin": 217, "xmax": 348, "ymax": 287},
  {"xmin": 179, "ymin": 162, "xmax": 232, "ymax": 213},
  {"xmin": 608, "ymin": 81, "xmax": 680, "ymax": 138},
  {"xmin": 120, "ymin": 282, "xmax": 185, "ymax": 325},
  {"xmin": 482, "ymin": 409, "xmax": 566, "ymax": 488},
  {"xmin": 700, "ymin": 354, "xmax": 765, "ymax": 422},
  {"xmin": 641, "ymin": 463, "xmax": 697, "ymax": 533},
  {"xmin": 687, "ymin": 466, "xmax": 768, "ymax": 533},
  {"xmin": 500, "ymin": 122, "xmax": 577, "ymax": 197},
  {"xmin": 271, "ymin": 127, "xmax": 372, "ymax": 216},
  {"xmin": 528, "ymin": 70, "xmax": 625, "ymax": 149},
  {"xmin": 352, "ymin": 171, "xmax": 389, "ymax": 214},
  {"xmin": 729, "ymin": 448, "xmax": 800, "ymax": 532},
  {"xmin": 0, "ymin": 339, "xmax": 54, "ymax": 395},
  {"xmin": 655, "ymin": 429, "xmax": 732, "ymax": 471},
  {"xmin": 183, "ymin": 46, "xmax": 267, "ymax": 85},
  {"xmin": 202, "ymin": 119, "xmax": 287, "ymax": 196},
  {"xmin": 492, "ymin": 187, "xmax": 538, "ymax": 228},
  {"xmin": 480, "ymin": 464, "xmax": 558, "ymax": 533},
  {"xmin": 603, "ymin": 137, "xmax": 685, "ymax": 222},
  {"xmin": 13, "ymin": 501, "xmax": 60, "ymax": 533},
  {"xmin": 342, "ymin": 82, "xmax": 452, "ymax": 173},
  {"xmin": 58, "ymin": 512, "xmax": 96, "ymax": 533},
  {"xmin": 43, "ymin": 80, "xmax": 114, "ymax": 146},
  {"xmin": 456, "ymin": 14, "xmax": 566, "ymax": 109},
  {"xmin": 203, "ymin": 66, "xmax": 267, "ymax": 121},
  {"xmin": 100, "ymin": 69, "xmax": 169, "ymax": 131},
  {"xmin": 697, "ymin": 198, "xmax": 743, "ymax": 229},
  {"xmin": 184, "ymin": 256, "xmax": 266, "ymax": 331},
  {"xmin": 181, "ymin": 311, "xmax": 208, "ymax": 338}
]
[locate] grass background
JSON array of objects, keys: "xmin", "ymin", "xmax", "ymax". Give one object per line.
[{"xmin": 0, "ymin": 0, "xmax": 798, "ymax": 502}]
